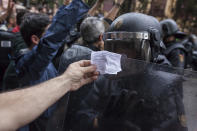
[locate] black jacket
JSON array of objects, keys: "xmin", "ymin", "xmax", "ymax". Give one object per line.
[
  {"xmin": 75, "ymin": 62, "xmax": 187, "ymax": 131},
  {"xmin": 2, "ymin": 32, "xmax": 27, "ymax": 91},
  {"xmin": 164, "ymin": 42, "xmax": 187, "ymax": 69}
]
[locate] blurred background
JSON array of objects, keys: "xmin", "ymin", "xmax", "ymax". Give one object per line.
[{"xmin": 0, "ymin": 0, "xmax": 196, "ymax": 34}]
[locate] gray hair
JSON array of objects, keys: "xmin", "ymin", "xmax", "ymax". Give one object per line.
[{"xmin": 80, "ymin": 17, "xmax": 105, "ymax": 44}]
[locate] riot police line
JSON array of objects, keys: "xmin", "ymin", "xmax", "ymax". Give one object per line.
[
  {"xmin": 0, "ymin": 0, "xmax": 197, "ymax": 131},
  {"xmin": 1, "ymin": 17, "xmax": 197, "ymax": 85}
]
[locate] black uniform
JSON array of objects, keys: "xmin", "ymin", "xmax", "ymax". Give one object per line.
[
  {"xmin": 75, "ymin": 58, "xmax": 187, "ymax": 131},
  {"xmin": 160, "ymin": 19, "xmax": 187, "ymax": 69},
  {"xmin": 2, "ymin": 32, "xmax": 27, "ymax": 91},
  {"xmin": 0, "ymin": 30, "xmax": 15, "ymax": 87},
  {"xmin": 164, "ymin": 42, "xmax": 187, "ymax": 68},
  {"xmin": 74, "ymin": 13, "xmax": 187, "ymax": 131}
]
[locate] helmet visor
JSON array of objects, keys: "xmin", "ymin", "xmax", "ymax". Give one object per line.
[{"xmin": 103, "ymin": 32, "xmax": 151, "ymax": 61}]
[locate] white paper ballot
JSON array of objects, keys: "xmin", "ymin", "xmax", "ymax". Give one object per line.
[{"xmin": 91, "ymin": 51, "xmax": 122, "ymax": 74}]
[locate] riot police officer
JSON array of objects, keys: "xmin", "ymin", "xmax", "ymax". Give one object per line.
[
  {"xmin": 75, "ymin": 13, "xmax": 187, "ymax": 131},
  {"xmin": 160, "ymin": 19, "xmax": 187, "ymax": 68},
  {"xmin": 189, "ymin": 34, "xmax": 197, "ymax": 71},
  {"xmin": 0, "ymin": 30, "xmax": 15, "ymax": 88}
]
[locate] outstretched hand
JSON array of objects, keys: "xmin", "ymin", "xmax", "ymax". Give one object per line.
[{"xmin": 64, "ymin": 60, "xmax": 99, "ymax": 91}]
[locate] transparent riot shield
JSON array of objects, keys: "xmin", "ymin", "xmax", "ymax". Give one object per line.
[
  {"xmin": 183, "ymin": 75, "xmax": 197, "ymax": 131},
  {"xmin": 116, "ymin": 57, "xmax": 197, "ymax": 131},
  {"xmin": 46, "ymin": 57, "xmax": 197, "ymax": 131}
]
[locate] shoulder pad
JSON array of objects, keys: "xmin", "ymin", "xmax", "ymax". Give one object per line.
[{"xmin": 164, "ymin": 43, "xmax": 187, "ymax": 56}]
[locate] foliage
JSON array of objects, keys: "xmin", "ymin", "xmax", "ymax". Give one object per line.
[
  {"xmin": 174, "ymin": 0, "xmax": 197, "ymax": 33},
  {"xmin": 19, "ymin": 0, "xmax": 197, "ymax": 34}
]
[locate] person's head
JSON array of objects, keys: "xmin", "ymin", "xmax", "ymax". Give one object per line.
[
  {"xmin": 160, "ymin": 19, "xmax": 186, "ymax": 43},
  {"xmin": 20, "ymin": 13, "xmax": 50, "ymax": 49},
  {"xmin": 42, "ymin": 7, "xmax": 47, "ymax": 14},
  {"xmin": 8, "ymin": 14, "xmax": 16, "ymax": 28},
  {"xmin": 16, "ymin": 9, "xmax": 29, "ymax": 26},
  {"xmin": 30, "ymin": 5, "xmax": 38, "ymax": 13},
  {"xmin": 103, "ymin": 13, "xmax": 164, "ymax": 62},
  {"xmin": 80, "ymin": 17, "xmax": 105, "ymax": 50}
]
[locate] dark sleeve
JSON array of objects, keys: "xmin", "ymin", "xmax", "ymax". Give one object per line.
[
  {"xmin": 12, "ymin": 33, "xmax": 27, "ymax": 56},
  {"xmin": 168, "ymin": 49, "xmax": 186, "ymax": 68},
  {"xmin": 16, "ymin": 0, "xmax": 89, "ymax": 78}
]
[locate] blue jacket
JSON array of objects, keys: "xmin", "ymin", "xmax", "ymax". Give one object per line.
[
  {"xmin": 16, "ymin": 0, "xmax": 89, "ymax": 87},
  {"xmin": 16, "ymin": 0, "xmax": 89, "ymax": 130}
]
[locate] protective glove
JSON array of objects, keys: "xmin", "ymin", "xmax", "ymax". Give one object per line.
[{"xmin": 155, "ymin": 54, "xmax": 172, "ymax": 66}]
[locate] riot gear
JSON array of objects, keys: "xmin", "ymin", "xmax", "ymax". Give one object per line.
[
  {"xmin": 72, "ymin": 13, "xmax": 188, "ymax": 131},
  {"xmin": 182, "ymin": 34, "xmax": 197, "ymax": 71},
  {"xmin": 103, "ymin": 13, "xmax": 164, "ymax": 62},
  {"xmin": 75, "ymin": 57, "xmax": 189, "ymax": 131},
  {"xmin": 160, "ymin": 19, "xmax": 188, "ymax": 68},
  {"xmin": 189, "ymin": 34, "xmax": 197, "ymax": 50},
  {"xmin": 160, "ymin": 19, "xmax": 186, "ymax": 38},
  {"xmin": 0, "ymin": 31, "xmax": 15, "ymax": 65},
  {"xmin": 0, "ymin": 30, "xmax": 15, "ymax": 84}
]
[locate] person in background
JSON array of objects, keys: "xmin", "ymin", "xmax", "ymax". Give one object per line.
[
  {"xmin": 0, "ymin": 0, "xmax": 15, "ymax": 31},
  {"xmin": 12, "ymin": 9, "xmax": 28, "ymax": 33},
  {"xmin": 160, "ymin": 19, "xmax": 187, "ymax": 69},
  {"xmin": 2, "ymin": 9, "xmax": 29, "ymax": 91},
  {"xmin": 52, "ymin": 1, "xmax": 125, "ymax": 130},
  {"xmin": 13, "ymin": 0, "xmax": 89, "ymax": 131},
  {"xmin": 7, "ymin": 13, "xmax": 16, "ymax": 31},
  {"xmin": 75, "ymin": 13, "xmax": 187, "ymax": 131}
]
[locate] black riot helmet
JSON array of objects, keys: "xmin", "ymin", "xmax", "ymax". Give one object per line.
[
  {"xmin": 160, "ymin": 19, "xmax": 186, "ymax": 38},
  {"xmin": 103, "ymin": 13, "xmax": 164, "ymax": 62},
  {"xmin": 189, "ymin": 34, "xmax": 197, "ymax": 50}
]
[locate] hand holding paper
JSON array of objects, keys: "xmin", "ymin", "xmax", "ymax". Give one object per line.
[{"xmin": 91, "ymin": 51, "xmax": 122, "ymax": 75}]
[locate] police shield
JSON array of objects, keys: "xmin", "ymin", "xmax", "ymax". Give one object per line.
[
  {"xmin": 109, "ymin": 57, "xmax": 197, "ymax": 131},
  {"xmin": 46, "ymin": 57, "xmax": 197, "ymax": 131}
]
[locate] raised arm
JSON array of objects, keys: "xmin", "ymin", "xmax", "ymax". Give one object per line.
[
  {"xmin": 105, "ymin": 0, "xmax": 125, "ymax": 21},
  {"xmin": 16, "ymin": 0, "xmax": 89, "ymax": 82},
  {"xmin": 0, "ymin": 0, "xmax": 15, "ymax": 23},
  {"xmin": 88, "ymin": 0, "xmax": 104, "ymax": 16}
]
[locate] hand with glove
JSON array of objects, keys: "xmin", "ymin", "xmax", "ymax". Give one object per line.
[
  {"xmin": 95, "ymin": 89, "xmax": 141, "ymax": 131},
  {"xmin": 155, "ymin": 54, "xmax": 172, "ymax": 66}
]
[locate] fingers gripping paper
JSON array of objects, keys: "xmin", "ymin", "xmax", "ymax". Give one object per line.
[{"xmin": 91, "ymin": 51, "xmax": 122, "ymax": 74}]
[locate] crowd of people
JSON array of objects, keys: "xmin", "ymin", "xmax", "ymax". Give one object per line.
[{"xmin": 0, "ymin": 0, "xmax": 197, "ymax": 131}]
